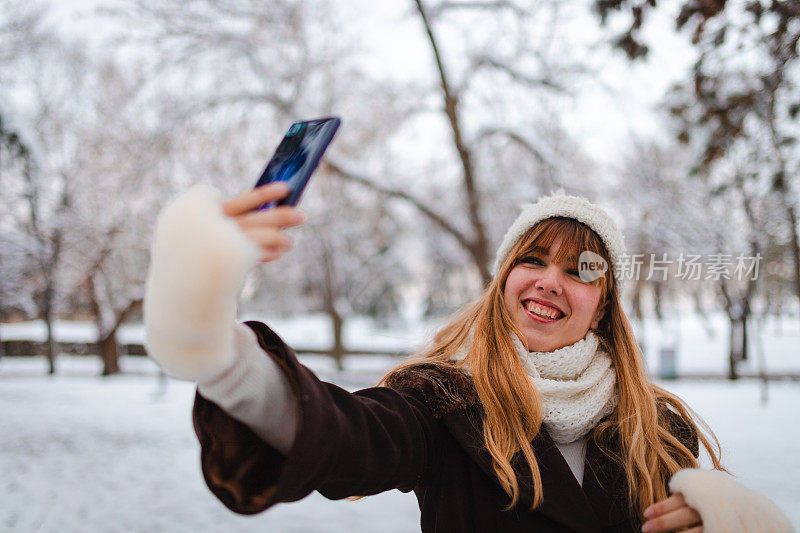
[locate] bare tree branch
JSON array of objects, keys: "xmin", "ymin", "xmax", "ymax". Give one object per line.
[
  {"xmin": 414, "ymin": 0, "xmax": 492, "ymax": 284},
  {"xmin": 472, "ymin": 56, "xmax": 569, "ymax": 93},
  {"xmin": 475, "ymin": 126, "xmax": 564, "ymax": 170},
  {"xmin": 322, "ymin": 160, "xmax": 474, "ymax": 252},
  {"xmin": 429, "ymin": 1, "xmax": 528, "ymax": 18}
]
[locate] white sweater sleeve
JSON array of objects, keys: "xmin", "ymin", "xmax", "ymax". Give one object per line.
[
  {"xmin": 143, "ymin": 184, "xmax": 299, "ymax": 455},
  {"xmin": 197, "ymin": 323, "xmax": 298, "ymax": 455}
]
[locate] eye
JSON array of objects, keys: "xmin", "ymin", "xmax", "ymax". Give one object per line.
[
  {"xmin": 570, "ymin": 271, "xmax": 596, "ymax": 285},
  {"xmin": 520, "ymin": 256, "xmax": 543, "ymax": 266},
  {"xmin": 567, "ymin": 266, "xmax": 588, "ymax": 280}
]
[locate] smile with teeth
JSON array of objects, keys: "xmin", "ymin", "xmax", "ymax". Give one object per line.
[{"xmin": 523, "ymin": 300, "xmax": 564, "ymax": 320}]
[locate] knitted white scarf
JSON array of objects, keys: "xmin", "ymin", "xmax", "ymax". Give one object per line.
[{"xmin": 452, "ymin": 329, "xmax": 617, "ymax": 444}]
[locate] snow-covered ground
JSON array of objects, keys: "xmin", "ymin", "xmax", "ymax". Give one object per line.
[
  {"xmin": 1, "ymin": 353, "xmax": 798, "ymax": 532},
  {"xmin": 2, "ymin": 312, "xmax": 799, "ymax": 531}
]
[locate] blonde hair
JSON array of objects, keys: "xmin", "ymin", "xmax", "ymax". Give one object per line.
[{"xmin": 381, "ymin": 216, "xmax": 724, "ymax": 516}]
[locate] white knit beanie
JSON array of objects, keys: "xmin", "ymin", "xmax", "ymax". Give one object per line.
[{"xmin": 492, "ymin": 190, "xmax": 627, "ymax": 290}]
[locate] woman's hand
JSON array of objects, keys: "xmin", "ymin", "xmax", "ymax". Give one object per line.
[
  {"xmin": 642, "ymin": 493, "xmax": 703, "ymax": 532},
  {"xmin": 222, "ymin": 182, "xmax": 306, "ymax": 263}
]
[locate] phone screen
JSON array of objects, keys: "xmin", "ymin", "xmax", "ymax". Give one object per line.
[{"xmin": 254, "ymin": 117, "xmax": 341, "ymax": 209}]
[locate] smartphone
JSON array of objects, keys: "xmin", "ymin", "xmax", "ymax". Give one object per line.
[{"xmin": 254, "ymin": 117, "xmax": 341, "ymax": 209}]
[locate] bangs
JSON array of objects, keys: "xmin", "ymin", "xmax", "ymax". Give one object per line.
[{"xmin": 506, "ymin": 217, "xmax": 613, "ymax": 291}]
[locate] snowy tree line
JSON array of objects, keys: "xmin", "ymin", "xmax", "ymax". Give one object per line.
[{"xmin": 1, "ymin": 0, "xmax": 798, "ymax": 377}]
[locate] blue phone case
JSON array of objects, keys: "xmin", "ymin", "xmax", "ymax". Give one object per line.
[{"xmin": 254, "ymin": 117, "xmax": 341, "ymax": 209}]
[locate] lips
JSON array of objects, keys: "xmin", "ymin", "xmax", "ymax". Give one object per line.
[{"xmin": 522, "ymin": 298, "xmax": 565, "ymax": 320}]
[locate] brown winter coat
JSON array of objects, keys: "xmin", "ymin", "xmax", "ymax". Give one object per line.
[{"xmin": 192, "ymin": 321, "xmax": 699, "ymax": 533}]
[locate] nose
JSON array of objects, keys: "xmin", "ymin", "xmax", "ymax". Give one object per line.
[{"xmin": 535, "ymin": 268, "xmax": 563, "ymax": 296}]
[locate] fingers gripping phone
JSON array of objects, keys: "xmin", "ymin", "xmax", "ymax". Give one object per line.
[{"xmin": 254, "ymin": 117, "xmax": 341, "ymax": 209}]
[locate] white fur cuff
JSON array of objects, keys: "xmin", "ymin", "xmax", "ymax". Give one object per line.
[
  {"xmin": 143, "ymin": 184, "xmax": 262, "ymax": 382},
  {"xmin": 669, "ymin": 468, "xmax": 793, "ymax": 533}
]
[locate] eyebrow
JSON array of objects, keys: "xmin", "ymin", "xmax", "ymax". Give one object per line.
[{"xmin": 527, "ymin": 246, "xmax": 578, "ymax": 264}]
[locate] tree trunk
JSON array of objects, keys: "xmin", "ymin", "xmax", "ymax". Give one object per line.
[
  {"xmin": 719, "ymin": 282, "xmax": 739, "ymax": 380},
  {"xmin": 727, "ymin": 313, "xmax": 746, "ymax": 380},
  {"xmin": 329, "ymin": 305, "xmax": 345, "ymax": 372},
  {"xmin": 631, "ymin": 234, "xmax": 648, "ymax": 359},
  {"xmin": 740, "ymin": 298, "xmax": 750, "ymax": 362},
  {"xmin": 785, "ymin": 203, "xmax": 800, "ymax": 330},
  {"xmin": 414, "ymin": 0, "xmax": 492, "ymax": 286},
  {"xmin": 652, "ymin": 282, "xmax": 664, "ymax": 322},
  {"xmin": 727, "ymin": 316, "xmax": 738, "ymax": 380},
  {"xmin": 42, "ymin": 285, "xmax": 57, "ymax": 375},
  {"xmin": 769, "ymin": 114, "xmax": 800, "ymax": 332},
  {"xmin": 99, "ymin": 331, "xmax": 120, "ymax": 376},
  {"xmin": 632, "ymin": 281, "xmax": 644, "ymax": 323},
  {"xmin": 320, "ymin": 295, "xmax": 346, "ymax": 371},
  {"xmin": 631, "ymin": 283, "xmax": 646, "ymax": 359},
  {"xmin": 318, "ymin": 239, "xmax": 346, "ymax": 371},
  {"xmin": 86, "ymin": 274, "xmax": 140, "ymax": 376},
  {"xmin": 42, "ymin": 195, "xmax": 65, "ymax": 375},
  {"xmin": 754, "ymin": 315, "xmax": 769, "ymax": 406},
  {"xmin": 0, "ymin": 308, "xmax": 5, "ymax": 362}
]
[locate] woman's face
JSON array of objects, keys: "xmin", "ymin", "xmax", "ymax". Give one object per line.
[{"xmin": 502, "ymin": 236, "xmax": 605, "ymax": 352}]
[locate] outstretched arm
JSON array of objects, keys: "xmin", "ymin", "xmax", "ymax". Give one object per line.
[
  {"xmin": 144, "ymin": 183, "xmax": 304, "ymax": 452},
  {"xmin": 144, "ymin": 184, "xmax": 444, "ymax": 515}
]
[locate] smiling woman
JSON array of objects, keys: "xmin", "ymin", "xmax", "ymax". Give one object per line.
[{"xmin": 143, "ymin": 186, "xmax": 793, "ymax": 533}]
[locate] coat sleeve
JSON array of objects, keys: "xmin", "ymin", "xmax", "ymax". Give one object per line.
[{"xmin": 191, "ymin": 320, "xmax": 444, "ymax": 515}]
